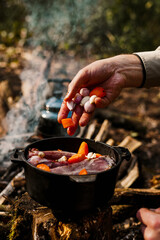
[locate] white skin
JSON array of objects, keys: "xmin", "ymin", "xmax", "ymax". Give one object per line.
[
  {"xmin": 136, "ymin": 208, "xmax": 160, "ymax": 240},
  {"xmin": 58, "ymin": 53, "xmax": 160, "ymax": 239},
  {"xmin": 58, "ymin": 54, "xmax": 143, "ymax": 135}
]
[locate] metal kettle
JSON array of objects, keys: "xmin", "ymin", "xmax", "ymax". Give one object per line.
[{"xmin": 37, "ymin": 78, "xmax": 79, "ymax": 137}]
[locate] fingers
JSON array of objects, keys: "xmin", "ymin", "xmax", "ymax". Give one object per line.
[
  {"xmin": 140, "ymin": 223, "xmax": 146, "ymax": 236},
  {"xmin": 141, "ymin": 225, "xmax": 158, "ymax": 240},
  {"xmin": 155, "ymin": 208, "xmax": 160, "ymax": 213},
  {"xmin": 137, "ymin": 208, "xmax": 160, "ymax": 240},
  {"xmin": 94, "ymin": 96, "xmax": 111, "ymax": 108},
  {"xmin": 67, "ymin": 105, "xmax": 83, "ymax": 136},
  {"xmin": 79, "ymin": 112, "xmax": 94, "ymax": 127},
  {"xmin": 57, "ymin": 101, "xmax": 70, "ymax": 123},
  {"xmin": 67, "ymin": 107, "xmax": 93, "ymax": 136},
  {"xmin": 65, "ymin": 68, "xmax": 90, "ymax": 101},
  {"xmin": 136, "ymin": 208, "xmax": 160, "ymax": 228}
]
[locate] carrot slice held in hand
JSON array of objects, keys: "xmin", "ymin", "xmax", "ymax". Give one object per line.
[
  {"xmin": 79, "ymin": 168, "xmax": 88, "ymax": 175},
  {"xmin": 78, "ymin": 141, "xmax": 89, "ymax": 155},
  {"xmin": 68, "ymin": 153, "xmax": 85, "ymax": 164},
  {"xmin": 61, "ymin": 118, "xmax": 74, "ymax": 128},
  {"xmin": 89, "ymin": 87, "xmax": 106, "ymax": 98},
  {"xmin": 37, "ymin": 164, "xmax": 50, "ymax": 172}
]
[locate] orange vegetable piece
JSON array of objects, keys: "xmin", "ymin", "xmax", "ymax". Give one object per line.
[
  {"xmin": 68, "ymin": 153, "xmax": 85, "ymax": 164},
  {"xmin": 89, "ymin": 87, "xmax": 106, "ymax": 98},
  {"xmin": 95, "ymin": 153, "xmax": 102, "ymax": 158},
  {"xmin": 79, "ymin": 168, "xmax": 88, "ymax": 175},
  {"xmin": 78, "ymin": 141, "xmax": 89, "ymax": 155},
  {"xmin": 37, "ymin": 164, "xmax": 50, "ymax": 172},
  {"xmin": 61, "ymin": 118, "xmax": 74, "ymax": 128}
]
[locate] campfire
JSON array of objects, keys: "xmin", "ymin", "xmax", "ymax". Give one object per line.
[
  {"xmin": 1, "ymin": 1, "xmax": 160, "ymax": 239},
  {"xmin": 1, "ymin": 54, "xmax": 160, "ymax": 239}
]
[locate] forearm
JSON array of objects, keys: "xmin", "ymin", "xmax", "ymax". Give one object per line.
[{"xmin": 113, "ymin": 54, "xmax": 143, "ymax": 88}]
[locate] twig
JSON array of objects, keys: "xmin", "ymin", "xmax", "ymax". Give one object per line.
[
  {"xmin": 0, "ymin": 169, "xmax": 24, "ymax": 205},
  {"xmin": 94, "ymin": 119, "xmax": 110, "ymax": 142},
  {"xmin": 111, "ymin": 188, "xmax": 160, "ymax": 208},
  {"xmin": 116, "ymin": 136, "xmax": 142, "ymax": 188},
  {"xmin": 106, "ymin": 138, "xmax": 114, "ymax": 146},
  {"xmin": 118, "ymin": 136, "xmax": 142, "ymax": 153},
  {"xmin": 84, "ymin": 119, "xmax": 98, "ymax": 139},
  {"xmin": 0, "ymin": 204, "xmax": 11, "ymax": 212},
  {"xmin": 12, "ymin": 176, "xmax": 26, "ymax": 188}
]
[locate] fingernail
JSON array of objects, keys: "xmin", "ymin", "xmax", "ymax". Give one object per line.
[
  {"xmin": 149, "ymin": 208, "xmax": 156, "ymax": 212},
  {"xmin": 64, "ymin": 92, "xmax": 70, "ymax": 100}
]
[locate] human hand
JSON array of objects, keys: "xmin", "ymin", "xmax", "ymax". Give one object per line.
[
  {"xmin": 136, "ymin": 207, "xmax": 160, "ymax": 240},
  {"xmin": 58, "ymin": 54, "xmax": 143, "ymax": 135}
]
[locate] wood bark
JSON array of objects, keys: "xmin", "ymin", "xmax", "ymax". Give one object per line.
[
  {"xmin": 0, "ymin": 170, "xmax": 24, "ymax": 205},
  {"xmin": 110, "ymin": 188, "xmax": 160, "ymax": 208},
  {"xmin": 9, "ymin": 192, "xmax": 113, "ymax": 240},
  {"xmin": 84, "ymin": 119, "xmax": 98, "ymax": 139},
  {"xmin": 116, "ymin": 136, "xmax": 142, "ymax": 187},
  {"xmin": 94, "ymin": 119, "xmax": 110, "ymax": 142}
]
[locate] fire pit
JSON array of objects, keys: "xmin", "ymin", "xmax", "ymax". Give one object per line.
[{"xmin": 1, "ymin": 52, "xmax": 160, "ymax": 240}]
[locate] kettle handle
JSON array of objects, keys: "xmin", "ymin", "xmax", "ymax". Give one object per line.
[{"xmin": 10, "ymin": 148, "xmax": 25, "ymax": 165}]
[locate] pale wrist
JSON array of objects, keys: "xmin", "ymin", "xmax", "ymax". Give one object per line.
[{"xmin": 115, "ymin": 54, "xmax": 144, "ymax": 88}]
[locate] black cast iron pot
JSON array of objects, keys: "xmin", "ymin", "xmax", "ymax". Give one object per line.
[{"xmin": 10, "ymin": 137, "xmax": 131, "ymax": 214}]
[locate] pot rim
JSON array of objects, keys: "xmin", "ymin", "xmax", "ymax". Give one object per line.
[{"xmin": 14, "ymin": 136, "xmax": 129, "ymax": 177}]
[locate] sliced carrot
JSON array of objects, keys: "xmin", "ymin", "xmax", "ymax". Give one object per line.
[
  {"xmin": 68, "ymin": 153, "xmax": 85, "ymax": 164},
  {"xmin": 89, "ymin": 87, "xmax": 106, "ymax": 98},
  {"xmin": 61, "ymin": 118, "xmax": 74, "ymax": 128},
  {"xmin": 79, "ymin": 168, "xmax": 88, "ymax": 175},
  {"xmin": 78, "ymin": 141, "xmax": 89, "ymax": 155},
  {"xmin": 37, "ymin": 164, "xmax": 50, "ymax": 172},
  {"xmin": 95, "ymin": 153, "xmax": 102, "ymax": 158}
]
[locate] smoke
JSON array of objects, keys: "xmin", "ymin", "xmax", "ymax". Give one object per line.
[
  {"xmin": 0, "ymin": 50, "xmax": 50, "ymax": 166},
  {"xmin": 0, "ymin": 0, "xmax": 98, "ymax": 166},
  {"xmin": 23, "ymin": 0, "xmax": 98, "ymax": 50}
]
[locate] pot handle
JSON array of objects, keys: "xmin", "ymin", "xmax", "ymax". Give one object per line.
[
  {"xmin": 114, "ymin": 146, "xmax": 131, "ymax": 161},
  {"xmin": 10, "ymin": 148, "xmax": 25, "ymax": 165}
]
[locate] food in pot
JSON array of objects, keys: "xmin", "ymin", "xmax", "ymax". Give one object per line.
[
  {"xmin": 28, "ymin": 141, "xmax": 116, "ymax": 175},
  {"xmin": 79, "ymin": 168, "xmax": 88, "ymax": 175},
  {"xmin": 37, "ymin": 164, "xmax": 51, "ymax": 172}
]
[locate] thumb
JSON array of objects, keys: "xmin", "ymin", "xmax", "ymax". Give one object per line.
[{"xmin": 65, "ymin": 69, "xmax": 90, "ymax": 101}]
